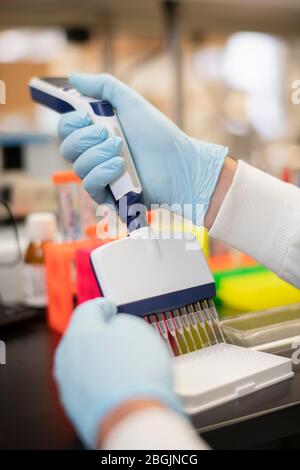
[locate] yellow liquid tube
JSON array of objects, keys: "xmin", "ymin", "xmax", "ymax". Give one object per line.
[
  {"xmin": 194, "ymin": 303, "xmax": 211, "ymax": 347},
  {"xmin": 207, "ymin": 299, "xmax": 226, "ymax": 343},
  {"xmin": 186, "ymin": 306, "xmax": 203, "ymax": 350},
  {"xmin": 178, "ymin": 309, "xmax": 196, "ymax": 352},
  {"xmin": 170, "ymin": 312, "xmax": 189, "ymax": 354},
  {"xmin": 201, "ymin": 301, "xmax": 218, "ymax": 345}
]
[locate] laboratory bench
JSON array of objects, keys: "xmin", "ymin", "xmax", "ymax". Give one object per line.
[{"xmin": 1, "ymin": 316, "xmax": 300, "ymax": 450}]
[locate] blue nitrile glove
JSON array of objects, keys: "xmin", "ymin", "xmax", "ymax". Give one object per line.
[
  {"xmin": 58, "ymin": 73, "xmax": 228, "ymax": 223},
  {"xmin": 53, "ymin": 298, "xmax": 182, "ymax": 449}
]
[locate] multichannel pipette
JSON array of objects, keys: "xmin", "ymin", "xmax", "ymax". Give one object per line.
[
  {"xmin": 29, "ymin": 76, "xmax": 294, "ymax": 415},
  {"xmin": 29, "ymin": 79, "xmax": 225, "ymax": 348}
]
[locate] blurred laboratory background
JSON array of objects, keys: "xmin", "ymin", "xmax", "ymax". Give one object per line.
[{"xmin": 1, "ymin": 0, "xmax": 300, "ymax": 337}]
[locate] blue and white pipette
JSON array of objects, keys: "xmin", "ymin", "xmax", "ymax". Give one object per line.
[{"xmin": 29, "ymin": 77, "xmax": 146, "ymax": 230}]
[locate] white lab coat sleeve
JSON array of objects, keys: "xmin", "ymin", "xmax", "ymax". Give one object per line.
[
  {"xmin": 102, "ymin": 408, "xmax": 209, "ymax": 450},
  {"xmin": 209, "ymin": 160, "xmax": 300, "ymax": 288}
]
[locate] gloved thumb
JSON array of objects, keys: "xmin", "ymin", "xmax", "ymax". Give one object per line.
[
  {"xmin": 69, "ymin": 73, "xmax": 137, "ymax": 111},
  {"xmin": 66, "ymin": 297, "xmax": 117, "ymax": 336}
]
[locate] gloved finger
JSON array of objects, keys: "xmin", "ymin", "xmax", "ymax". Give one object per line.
[
  {"xmin": 99, "ymin": 189, "xmax": 115, "ymax": 207},
  {"xmin": 69, "ymin": 73, "xmax": 140, "ymax": 110},
  {"xmin": 69, "ymin": 298, "xmax": 118, "ymax": 333},
  {"xmin": 83, "ymin": 157, "xmax": 124, "ymax": 203},
  {"xmin": 53, "ymin": 298, "xmax": 117, "ymax": 378},
  {"xmin": 60, "ymin": 124, "xmax": 108, "ymax": 162},
  {"xmin": 73, "ymin": 136, "xmax": 122, "ymax": 179},
  {"xmin": 87, "ymin": 187, "xmax": 108, "ymax": 206},
  {"xmin": 58, "ymin": 111, "xmax": 92, "ymax": 140}
]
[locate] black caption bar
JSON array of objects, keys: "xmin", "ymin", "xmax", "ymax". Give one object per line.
[{"xmin": 0, "ymin": 450, "xmax": 220, "ymax": 466}]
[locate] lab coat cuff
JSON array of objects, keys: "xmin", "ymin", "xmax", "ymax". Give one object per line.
[
  {"xmin": 209, "ymin": 160, "xmax": 300, "ymax": 286},
  {"xmin": 102, "ymin": 407, "xmax": 210, "ymax": 450}
]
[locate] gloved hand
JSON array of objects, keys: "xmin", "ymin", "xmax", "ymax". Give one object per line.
[
  {"xmin": 54, "ymin": 298, "xmax": 182, "ymax": 449},
  {"xmin": 58, "ymin": 73, "xmax": 228, "ymax": 223}
]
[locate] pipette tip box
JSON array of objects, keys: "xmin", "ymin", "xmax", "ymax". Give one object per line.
[{"xmin": 173, "ymin": 343, "xmax": 293, "ymax": 414}]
